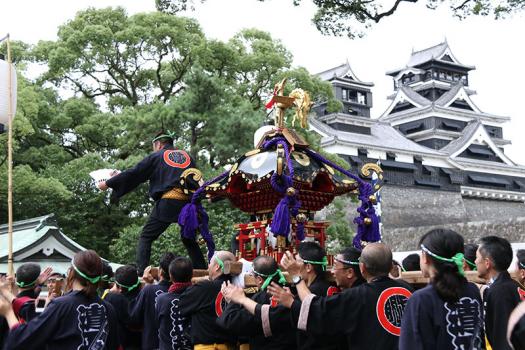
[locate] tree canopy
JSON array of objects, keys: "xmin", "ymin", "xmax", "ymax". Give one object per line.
[{"xmin": 155, "ymin": 0, "xmax": 525, "ymax": 38}]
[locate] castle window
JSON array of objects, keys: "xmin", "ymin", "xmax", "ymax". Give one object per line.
[
  {"xmin": 357, "ymin": 91, "xmax": 367, "ymax": 104},
  {"xmin": 342, "ymin": 88, "xmax": 358, "ymax": 103},
  {"xmin": 441, "ymin": 120, "xmax": 462, "ymax": 131}
]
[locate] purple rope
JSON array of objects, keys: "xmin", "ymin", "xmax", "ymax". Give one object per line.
[
  {"xmin": 178, "ymin": 170, "xmax": 229, "ymax": 261},
  {"xmin": 304, "ymin": 148, "xmax": 381, "ymax": 250},
  {"xmin": 262, "ymin": 137, "xmax": 304, "ymax": 239}
]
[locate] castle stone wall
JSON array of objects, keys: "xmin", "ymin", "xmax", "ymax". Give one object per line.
[{"xmin": 337, "ymin": 185, "xmax": 525, "ymax": 251}]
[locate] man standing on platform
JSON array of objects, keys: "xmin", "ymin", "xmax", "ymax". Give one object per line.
[{"xmin": 98, "ymin": 131, "xmax": 206, "ymax": 272}]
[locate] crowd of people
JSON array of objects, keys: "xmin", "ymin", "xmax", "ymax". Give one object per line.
[{"xmin": 0, "ymin": 229, "xmax": 524, "ymax": 350}]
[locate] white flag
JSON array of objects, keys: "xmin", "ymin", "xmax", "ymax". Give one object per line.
[{"xmin": 0, "ymin": 58, "xmax": 17, "ymax": 127}]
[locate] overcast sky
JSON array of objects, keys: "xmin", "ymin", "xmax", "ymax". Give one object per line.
[{"xmin": 1, "ymin": 0, "xmax": 524, "ymax": 164}]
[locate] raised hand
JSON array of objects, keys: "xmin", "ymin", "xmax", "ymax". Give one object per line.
[
  {"xmin": 0, "ymin": 277, "xmax": 15, "ymax": 303},
  {"xmin": 0, "ymin": 295, "xmax": 13, "ymax": 316},
  {"xmin": 267, "ymin": 282, "xmax": 294, "ymax": 308},
  {"xmin": 142, "ymin": 266, "xmax": 155, "ymax": 285},
  {"xmin": 221, "ymin": 281, "xmax": 246, "ymax": 304},
  {"xmin": 37, "ymin": 266, "xmax": 54, "ymax": 285},
  {"xmin": 280, "ymin": 251, "xmax": 304, "ymax": 276}
]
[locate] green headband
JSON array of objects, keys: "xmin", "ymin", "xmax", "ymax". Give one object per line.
[
  {"xmin": 101, "ymin": 275, "xmax": 114, "ymax": 282},
  {"xmin": 302, "ymin": 256, "xmax": 329, "ymax": 271},
  {"xmin": 72, "ymin": 261, "xmax": 101, "ymax": 284},
  {"xmin": 421, "ymin": 244, "xmax": 465, "ymax": 276},
  {"xmin": 215, "ymin": 256, "xmax": 225, "ymax": 272},
  {"xmin": 254, "ymin": 269, "xmax": 287, "ymax": 290},
  {"xmin": 115, "ymin": 278, "xmax": 140, "ymax": 292},
  {"xmin": 465, "ymin": 258, "xmax": 477, "ymax": 271},
  {"xmin": 16, "ymin": 279, "xmax": 38, "ymax": 288},
  {"xmin": 152, "ymin": 131, "xmax": 175, "ymax": 143}
]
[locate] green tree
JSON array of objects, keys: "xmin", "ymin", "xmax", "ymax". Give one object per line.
[
  {"xmin": 156, "ymin": 0, "xmax": 525, "ymax": 38},
  {"xmin": 324, "ymin": 197, "xmax": 356, "ymax": 254},
  {"xmin": 33, "ymin": 8, "xmax": 206, "ymax": 109}
]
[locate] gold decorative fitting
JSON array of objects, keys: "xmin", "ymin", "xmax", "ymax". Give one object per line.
[
  {"xmin": 368, "ymin": 195, "xmax": 377, "ymax": 204},
  {"xmin": 296, "ymin": 213, "xmax": 307, "ymax": 223},
  {"xmin": 230, "ymin": 163, "xmax": 239, "ymax": 174},
  {"xmin": 286, "ymin": 187, "xmax": 296, "ymax": 196},
  {"xmin": 289, "ymin": 88, "xmax": 312, "ymax": 129},
  {"xmin": 324, "ymin": 165, "xmax": 335, "ymax": 175},
  {"xmin": 292, "ymin": 152, "xmax": 310, "ymax": 167},
  {"xmin": 360, "ymin": 163, "xmax": 383, "ymax": 177},
  {"xmin": 364, "ymin": 217, "xmax": 372, "ymax": 225},
  {"xmin": 245, "ymin": 149, "xmax": 261, "ymax": 157},
  {"xmin": 276, "ymin": 146, "xmax": 284, "ymax": 176},
  {"xmin": 181, "ymin": 168, "xmax": 203, "ymax": 182}
]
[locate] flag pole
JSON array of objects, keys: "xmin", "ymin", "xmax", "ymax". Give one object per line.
[{"xmin": 6, "ymin": 33, "xmax": 14, "ymax": 277}]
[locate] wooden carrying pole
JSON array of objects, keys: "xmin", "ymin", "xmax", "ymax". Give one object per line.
[{"xmin": 6, "ymin": 34, "xmax": 14, "ymax": 277}]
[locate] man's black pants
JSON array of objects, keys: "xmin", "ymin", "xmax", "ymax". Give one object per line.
[{"xmin": 137, "ymin": 215, "xmax": 207, "ymax": 273}]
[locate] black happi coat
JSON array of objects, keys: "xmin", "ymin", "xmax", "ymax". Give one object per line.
[
  {"xmin": 129, "ymin": 280, "xmax": 170, "ymax": 350},
  {"xmin": 483, "ymin": 271, "xmax": 521, "ymax": 350},
  {"xmin": 178, "ymin": 275, "xmax": 235, "ymax": 345},
  {"xmin": 155, "ymin": 286, "xmax": 192, "ymax": 350},
  {"xmin": 400, "ymin": 282, "xmax": 484, "ymax": 350},
  {"xmin": 293, "ymin": 276, "xmax": 413, "ymax": 350},
  {"xmin": 106, "ymin": 145, "xmax": 197, "ymax": 222},
  {"xmin": 4, "ymin": 290, "xmax": 120, "ymax": 350},
  {"xmin": 297, "ymin": 277, "xmax": 340, "ymax": 350},
  {"xmin": 104, "ymin": 291, "xmax": 142, "ymax": 349},
  {"xmin": 217, "ymin": 289, "xmax": 296, "ymax": 350}
]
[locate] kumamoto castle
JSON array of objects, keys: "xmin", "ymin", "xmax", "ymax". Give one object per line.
[{"xmin": 312, "ymin": 41, "xmax": 525, "ymax": 249}]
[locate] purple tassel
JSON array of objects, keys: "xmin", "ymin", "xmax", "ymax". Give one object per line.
[
  {"xmin": 178, "ymin": 203, "xmax": 199, "ymax": 239},
  {"xmin": 177, "ymin": 170, "xmax": 229, "ymax": 259},
  {"xmin": 270, "ymin": 196, "xmax": 291, "ymax": 237},
  {"xmin": 197, "ymin": 206, "xmax": 216, "ymax": 261},
  {"xmin": 352, "ymin": 182, "xmax": 380, "ymax": 250}
]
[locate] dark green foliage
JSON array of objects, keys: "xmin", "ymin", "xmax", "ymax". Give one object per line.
[{"xmin": 156, "ymin": 0, "xmax": 525, "ymax": 38}]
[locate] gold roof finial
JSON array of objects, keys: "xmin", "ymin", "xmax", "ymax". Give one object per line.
[{"xmin": 268, "ymin": 78, "xmax": 311, "ymax": 130}]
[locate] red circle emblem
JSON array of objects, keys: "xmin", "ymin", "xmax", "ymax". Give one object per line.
[
  {"xmin": 518, "ymin": 287, "xmax": 525, "ymax": 301},
  {"xmin": 327, "ymin": 286, "xmax": 340, "ymax": 296},
  {"xmin": 270, "ymin": 296, "xmax": 278, "ymax": 308},
  {"xmin": 163, "ymin": 150, "xmax": 191, "ymax": 168},
  {"xmin": 376, "ymin": 287, "xmax": 412, "ymax": 336},
  {"xmin": 215, "ymin": 292, "xmax": 225, "ymax": 317}
]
